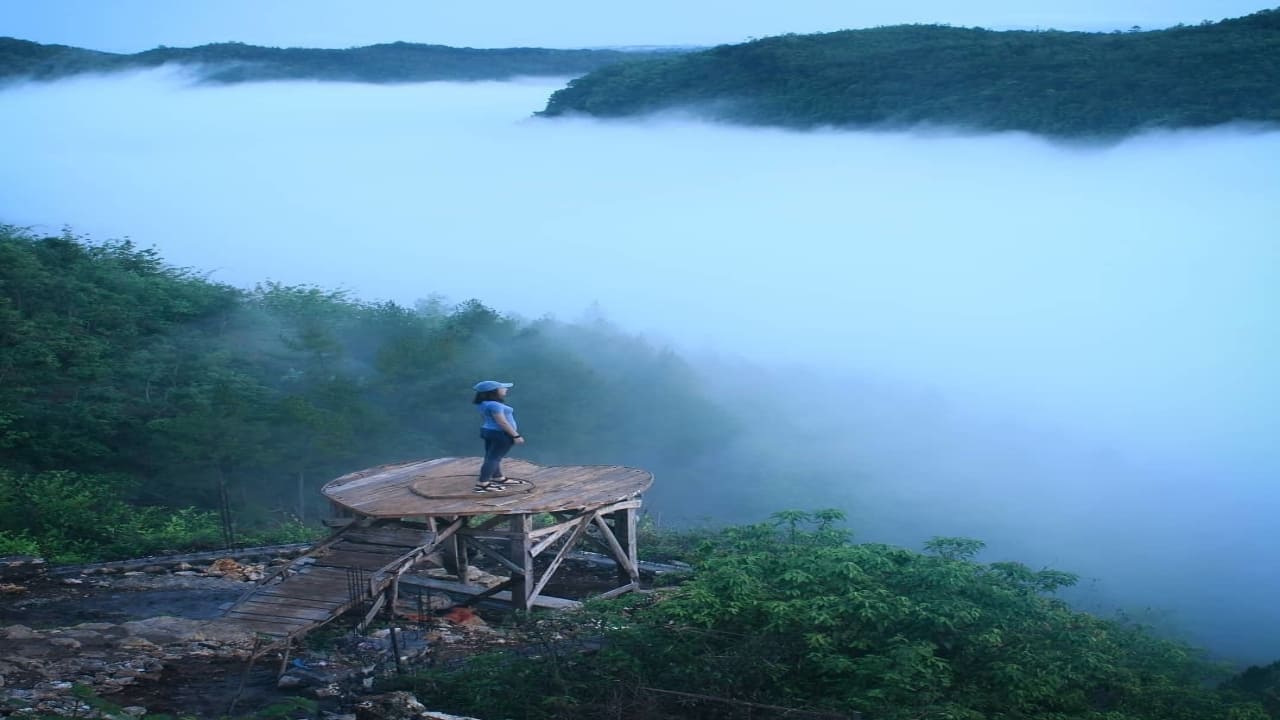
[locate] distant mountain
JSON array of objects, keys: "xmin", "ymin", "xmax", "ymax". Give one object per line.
[
  {"xmin": 0, "ymin": 37, "xmax": 689, "ymax": 84},
  {"xmin": 539, "ymin": 9, "xmax": 1280, "ymax": 137}
]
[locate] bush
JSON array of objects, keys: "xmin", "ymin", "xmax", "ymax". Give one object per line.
[
  {"xmin": 0, "ymin": 468, "xmax": 315, "ymax": 562},
  {"xmin": 402, "ymin": 511, "xmax": 1273, "ymax": 720}
]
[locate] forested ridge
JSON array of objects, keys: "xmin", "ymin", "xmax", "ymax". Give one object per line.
[
  {"xmin": 0, "ymin": 37, "xmax": 685, "ymax": 84},
  {"xmin": 3, "ymin": 226, "xmax": 1280, "ymax": 717},
  {"xmin": 539, "ymin": 8, "xmax": 1280, "ymax": 137}
]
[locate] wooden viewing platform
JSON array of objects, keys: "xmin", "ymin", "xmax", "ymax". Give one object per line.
[{"xmin": 221, "ymin": 457, "xmax": 653, "ymax": 647}]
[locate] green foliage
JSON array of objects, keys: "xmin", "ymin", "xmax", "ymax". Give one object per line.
[
  {"xmin": 50, "ymin": 683, "xmax": 317, "ymax": 720},
  {"xmin": 0, "ymin": 529, "xmax": 40, "ymax": 556},
  {"xmin": 1223, "ymin": 660, "xmax": 1280, "ymax": 718},
  {"xmin": 0, "ymin": 226, "xmax": 724, "ymax": 562},
  {"xmin": 541, "ymin": 9, "xmax": 1280, "ymax": 137},
  {"xmin": 404, "ymin": 513, "xmax": 1271, "ymax": 720},
  {"xmin": 0, "ymin": 468, "xmax": 229, "ymax": 562}
]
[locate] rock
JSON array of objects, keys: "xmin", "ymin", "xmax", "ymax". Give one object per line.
[
  {"xmin": 48, "ymin": 638, "xmax": 81, "ymax": 650},
  {"xmin": 174, "ymin": 562, "xmax": 193, "ymax": 571},
  {"xmin": 116, "ymin": 637, "xmax": 160, "ymax": 652},
  {"xmin": 141, "ymin": 565, "xmax": 167, "ymax": 574},
  {"xmin": 2, "ymin": 625, "xmax": 41, "ymax": 641},
  {"xmin": 355, "ymin": 692, "xmax": 427, "ymax": 720},
  {"xmin": 0, "ymin": 583, "xmax": 27, "ymax": 594},
  {"xmin": 172, "ymin": 571, "xmax": 199, "ymax": 576},
  {"xmin": 355, "ymin": 692, "xmax": 482, "ymax": 720},
  {"xmin": 62, "ymin": 578, "xmax": 84, "ymax": 585},
  {"xmin": 122, "ymin": 706, "xmax": 148, "ymax": 716},
  {"xmin": 0, "ymin": 556, "xmax": 47, "ymax": 583},
  {"xmin": 122, "ymin": 571, "xmax": 145, "ymax": 577},
  {"xmin": 277, "ymin": 674, "xmax": 305, "ymax": 689},
  {"xmin": 311, "ymin": 684, "xmax": 342, "ymax": 699}
]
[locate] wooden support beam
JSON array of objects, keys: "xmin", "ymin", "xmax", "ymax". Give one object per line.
[
  {"xmin": 440, "ymin": 516, "xmax": 469, "ymax": 580},
  {"xmin": 591, "ymin": 511, "xmax": 638, "ymax": 581},
  {"xmin": 614, "ymin": 506, "xmax": 640, "ymax": 586},
  {"xmin": 399, "ymin": 576, "xmax": 580, "ymax": 610},
  {"xmin": 594, "ymin": 582, "xmax": 639, "ymax": 601},
  {"xmin": 529, "ymin": 515, "xmax": 586, "ymax": 540},
  {"xmin": 510, "ymin": 514, "xmax": 534, "ymax": 611},
  {"xmin": 460, "ymin": 535, "xmax": 525, "ymax": 576},
  {"xmin": 531, "ymin": 517, "xmax": 582, "ymax": 557},
  {"xmin": 460, "ymin": 577, "xmax": 517, "ymax": 607},
  {"xmin": 358, "ymin": 592, "xmax": 387, "ymax": 633},
  {"xmin": 529, "ymin": 515, "xmax": 593, "ymax": 601}
]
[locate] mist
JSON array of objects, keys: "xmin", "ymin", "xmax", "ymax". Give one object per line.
[{"xmin": 1, "ymin": 69, "xmax": 1277, "ymax": 663}]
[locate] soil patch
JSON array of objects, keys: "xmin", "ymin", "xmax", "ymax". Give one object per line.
[{"xmin": 0, "ymin": 575, "xmax": 243, "ymax": 628}]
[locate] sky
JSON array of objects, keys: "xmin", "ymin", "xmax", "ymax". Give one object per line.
[{"xmin": 1, "ymin": 0, "xmax": 1275, "ymax": 52}]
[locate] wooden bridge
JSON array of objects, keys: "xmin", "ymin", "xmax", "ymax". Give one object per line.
[{"xmin": 220, "ymin": 457, "xmax": 653, "ymax": 646}]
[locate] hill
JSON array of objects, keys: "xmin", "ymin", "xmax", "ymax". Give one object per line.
[
  {"xmin": 539, "ymin": 9, "xmax": 1280, "ymax": 137},
  {"xmin": 0, "ymin": 37, "xmax": 686, "ymax": 84}
]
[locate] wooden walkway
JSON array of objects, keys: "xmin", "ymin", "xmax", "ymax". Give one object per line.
[{"xmin": 222, "ymin": 520, "xmax": 439, "ymax": 640}]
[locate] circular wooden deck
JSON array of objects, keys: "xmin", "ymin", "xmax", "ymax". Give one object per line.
[{"xmin": 322, "ymin": 457, "xmax": 654, "ymax": 518}]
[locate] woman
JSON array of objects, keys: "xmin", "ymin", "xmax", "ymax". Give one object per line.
[{"xmin": 472, "ymin": 380, "xmax": 527, "ymax": 493}]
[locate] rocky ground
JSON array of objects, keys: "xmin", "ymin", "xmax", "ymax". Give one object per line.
[{"xmin": 0, "ymin": 552, "xmax": 660, "ymax": 719}]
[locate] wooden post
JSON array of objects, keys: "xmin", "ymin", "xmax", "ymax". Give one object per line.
[
  {"xmin": 509, "ymin": 514, "xmax": 534, "ymax": 611},
  {"xmin": 442, "ymin": 515, "xmax": 469, "ymax": 580},
  {"xmin": 614, "ymin": 506, "xmax": 639, "ymax": 588}
]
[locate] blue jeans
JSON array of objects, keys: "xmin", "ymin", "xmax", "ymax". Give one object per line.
[{"xmin": 479, "ymin": 429, "xmax": 515, "ymax": 483}]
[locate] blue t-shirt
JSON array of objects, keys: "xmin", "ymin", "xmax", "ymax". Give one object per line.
[{"xmin": 478, "ymin": 400, "xmax": 517, "ymax": 433}]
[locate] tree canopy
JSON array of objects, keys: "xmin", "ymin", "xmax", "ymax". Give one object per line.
[
  {"xmin": 539, "ymin": 9, "xmax": 1280, "ymax": 137},
  {"xmin": 0, "ymin": 226, "xmax": 719, "ymax": 559}
]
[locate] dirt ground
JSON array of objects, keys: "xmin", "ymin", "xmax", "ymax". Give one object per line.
[{"xmin": 0, "ymin": 574, "xmax": 246, "ymax": 628}]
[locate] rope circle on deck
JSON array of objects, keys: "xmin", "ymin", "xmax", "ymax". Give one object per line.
[{"xmin": 409, "ymin": 474, "xmax": 535, "ymax": 499}]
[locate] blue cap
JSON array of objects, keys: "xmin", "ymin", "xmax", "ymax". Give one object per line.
[{"xmin": 473, "ymin": 380, "xmax": 514, "ymax": 392}]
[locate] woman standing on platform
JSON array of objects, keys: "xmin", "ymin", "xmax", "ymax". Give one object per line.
[{"xmin": 472, "ymin": 380, "xmax": 527, "ymax": 493}]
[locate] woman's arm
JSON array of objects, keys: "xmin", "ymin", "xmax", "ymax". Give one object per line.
[{"xmin": 493, "ymin": 411, "xmax": 525, "ymax": 444}]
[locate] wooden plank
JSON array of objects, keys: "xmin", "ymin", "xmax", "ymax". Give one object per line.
[
  {"xmin": 343, "ymin": 526, "xmax": 435, "ymax": 547},
  {"xmin": 594, "ymin": 582, "xmax": 639, "ymax": 601},
  {"xmin": 224, "ymin": 609, "xmax": 314, "ymax": 626},
  {"xmin": 399, "ymin": 576, "xmax": 580, "ymax": 610},
  {"xmin": 330, "ymin": 541, "xmax": 414, "ymax": 556},
  {"xmin": 238, "ymin": 593, "xmax": 341, "ymax": 610},
  {"xmin": 259, "ymin": 580, "xmax": 351, "ymax": 595},
  {"xmin": 262, "ymin": 573, "xmax": 353, "ymax": 588},
  {"xmin": 222, "ymin": 617, "xmax": 302, "ymax": 636},
  {"xmin": 312, "ymin": 550, "xmax": 410, "ymax": 570},
  {"xmin": 233, "ymin": 602, "xmax": 339, "ymax": 621},
  {"xmin": 227, "ymin": 610, "xmax": 327, "ymax": 627},
  {"xmin": 254, "ymin": 589, "xmax": 352, "ymax": 605}
]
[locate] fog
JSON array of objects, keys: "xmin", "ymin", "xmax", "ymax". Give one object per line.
[{"xmin": 2, "ymin": 69, "xmax": 1277, "ymax": 663}]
